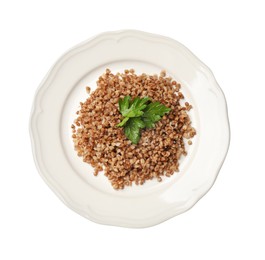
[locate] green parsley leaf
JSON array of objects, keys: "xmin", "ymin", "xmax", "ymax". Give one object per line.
[
  {"xmin": 116, "ymin": 96, "xmax": 171, "ymax": 144},
  {"xmin": 124, "ymin": 117, "xmax": 145, "ymax": 144},
  {"xmin": 118, "ymin": 96, "xmax": 131, "ymax": 115},
  {"xmin": 120, "ymin": 96, "xmax": 150, "ymax": 118},
  {"xmin": 142, "ymin": 102, "xmax": 171, "ymax": 128}
]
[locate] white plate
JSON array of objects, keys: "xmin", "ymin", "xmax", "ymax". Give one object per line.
[{"xmin": 30, "ymin": 30, "xmax": 230, "ymax": 228}]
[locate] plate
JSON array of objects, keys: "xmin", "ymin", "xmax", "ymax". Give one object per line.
[{"xmin": 30, "ymin": 30, "xmax": 230, "ymax": 228}]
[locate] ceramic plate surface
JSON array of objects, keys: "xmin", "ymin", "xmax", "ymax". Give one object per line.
[{"xmin": 30, "ymin": 30, "xmax": 230, "ymax": 228}]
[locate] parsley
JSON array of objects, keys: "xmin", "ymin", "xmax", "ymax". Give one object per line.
[
  {"xmin": 142, "ymin": 102, "xmax": 171, "ymax": 128},
  {"xmin": 124, "ymin": 117, "xmax": 146, "ymax": 144},
  {"xmin": 117, "ymin": 96, "xmax": 171, "ymax": 144}
]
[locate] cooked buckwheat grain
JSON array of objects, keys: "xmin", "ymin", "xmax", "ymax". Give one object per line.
[{"xmin": 72, "ymin": 69, "xmax": 196, "ymax": 189}]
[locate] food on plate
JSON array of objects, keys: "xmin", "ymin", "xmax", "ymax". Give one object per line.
[{"xmin": 72, "ymin": 69, "xmax": 196, "ymax": 189}]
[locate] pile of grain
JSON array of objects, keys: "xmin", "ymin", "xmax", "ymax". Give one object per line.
[{"xmin": 72, "ymin": 69, "xmax": 196, "ymax": 189}]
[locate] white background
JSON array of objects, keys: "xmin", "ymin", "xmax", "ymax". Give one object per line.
[{"xmin": 0, "ymin": 0, "xmax": 264, "ymax": 259}]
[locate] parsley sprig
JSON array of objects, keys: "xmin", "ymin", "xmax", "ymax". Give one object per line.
[{"xmin": 117, "ymin": 96, "xmax": 171, "ymax": 144}]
